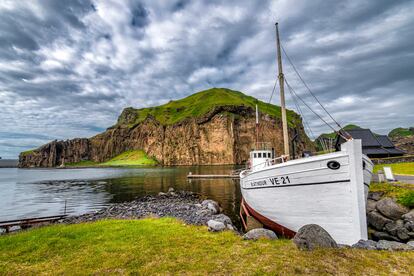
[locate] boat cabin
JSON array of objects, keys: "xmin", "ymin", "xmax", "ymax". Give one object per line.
[{"xmin": 249, "ymin": 149, "xmax": 274, "ymax": 171}]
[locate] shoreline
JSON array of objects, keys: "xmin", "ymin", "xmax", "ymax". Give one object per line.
[{"xmin": 63, "ymin": 189, "xmax": 237, "ymax": 230}]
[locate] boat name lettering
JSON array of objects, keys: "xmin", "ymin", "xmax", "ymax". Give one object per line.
[
  {"xmin": 269, "ymin": 176, "xmax": 290, "ymax": 185},
  {"xmin": 250, "ymin": 180, "xmax": 267, "ymax": 187}
]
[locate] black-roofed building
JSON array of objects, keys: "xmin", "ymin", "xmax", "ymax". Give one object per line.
[{"xmin": 336, "ymin": 128, "xmax": 405, "ymax": 158}]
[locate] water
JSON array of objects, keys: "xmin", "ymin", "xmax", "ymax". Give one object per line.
[{"xmin": 0, "ymin": 166, "xmax": 241, "ymax": 225}]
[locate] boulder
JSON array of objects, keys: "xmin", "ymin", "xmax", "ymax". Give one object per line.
[
  {"xmin": 368, "ymin": 191, "xmax": 384, "ymax": 201},
  {"xmin": 202, "ymin": 199, "xmax": 220, "ymax": 214},
  {"xmin": 405, "ymin": 221, "xmax": 414, "ymax": 232},
  {"xmin": 243, "ymin": 228, "xmax": 278, "ymax": 240},
  {"xmin": 293, "ymin": 224, "xmax": 338, "ymax": 250},
  {"xmin": 397, "ymin": 228, "xmax": 411, "ymax": 241},
  {"xmin": 366, "ymin": 199, "xmax": 377, "ymax": 213},
  {"xmin": 168, "ymin": 187, "xmax": 175, "ymax": 193},
  {"xmin": 207, "ymin": 220, "xmax": 226, "ymax": 232},
  {"xmin": 376, "ymin": 198, "xmax": 409, "ymax": 220},
  {"xmin": 367, "ymin": 211, "xmax": 393, "ymax": 230},
  {"xmin": 372, "ymin": 231, "xmax": 400, "ymax": 242},
  {"xmin": 352, "ymin": 239, "xmax": 377, "ymax": 250},
  {"xmin": 384, "ymin": 220, "xmax": 405, "ymax": 236},
  {"xmin": 212, "ymin": 214, "xmax": 232, "ymax": 226},
  {"xmin": 211, "ymin": 214, "xmax": 235, "ymax": 231},
  {"xmin": 402, "ymin": 209, "xmax": 414, "ymax": 222},
  {"xmin": 376, "ymin": 240, "xmax": 414, "ymax": 251},
  {"xmin": 407, "ymin": 241, "xmax": 414, "ymax": 247}
]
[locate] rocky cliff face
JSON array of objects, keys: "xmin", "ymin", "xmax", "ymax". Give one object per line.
[{"xmin": 19, "ymin": 105, "xmax": 313, "ymax": 167}]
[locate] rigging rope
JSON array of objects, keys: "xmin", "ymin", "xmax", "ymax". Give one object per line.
[
  {"xmin": 287, "ymin": 83, "xmax": 315, "ymax": 141},
  {"xmin": 281, "ymin": 44, "xmax": 350, "ymax": 139},
  {"xmin": 284, "ymin": 77, "xmax": 348, "ymax": 140}
]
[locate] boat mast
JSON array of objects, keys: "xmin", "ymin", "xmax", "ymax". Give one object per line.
[{"xmin": 275, "ymin": 22, "xmax": 290, "ymax": 158}]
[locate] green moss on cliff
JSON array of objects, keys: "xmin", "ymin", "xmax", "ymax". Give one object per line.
[
  {"xmin": 66, "ymin": 150, "xmax": 158, "ymax": 167},
  {"xmin": 117, "ymin": 88, "xmax": 300, "ymax": 127},
  {"xmin": 388, "ymin": 127, "xmax": 414, "ymax": 139},
  {"xmin": 20, "ymin": 149, "xmax": 35, "ymax": 156},
  {"xmin": 101, "ymin": 150, "xmax": 157, "ymax": 166}
]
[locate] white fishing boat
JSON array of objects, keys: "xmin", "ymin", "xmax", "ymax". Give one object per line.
[{"xmin": 239, "ymin": 23, "xmax": 374, "ymax": 245}]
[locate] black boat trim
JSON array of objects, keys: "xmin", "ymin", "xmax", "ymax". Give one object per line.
[{"xmin": 242, "ymin": 179, "xmax": 351, "ymax": 190}]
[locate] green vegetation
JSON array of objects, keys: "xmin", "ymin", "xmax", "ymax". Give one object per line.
[
  {"xmin": 66, "ymin": 150, "xmax": 157, "ymax": 167},
  {"xmin": 20, "ymin": 149, "xmax": 35, "ymax": 156},
  {"xmin": 117, "ymin": 88, "xmax": 300, "ymax": 128},
  {"xmin": 388, "ymin": 127, "xmax": 414, "ymax": 139},
  {"xmin": 0, "ymin": 218, "xmax": 413, "ymax": 275},
  {"xmin": 317, "ymin": 124, "xmax": 361, "ymax": 140},
  {"xmin": 374, "ymin": 162, "xmax": 414, "ymax": 176},
  {"xmin": 370, "ymin": 182, "xmax": 414, "ymax": 208},
  {"xmin": 101, "ymin": 150, "xmax": 157, "ymax": 166}
]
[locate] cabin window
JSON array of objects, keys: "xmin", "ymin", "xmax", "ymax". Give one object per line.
[
  {"xmin": 258, "ymin": 153, "xmax": 262, "ymax": 158},
  {"xmin": 268, "ymin": 152, "xmax": 271, "ymax": 158},
  {"xmin": 254, "ymin": 153, "xmax": 257, "ymax": 158}
]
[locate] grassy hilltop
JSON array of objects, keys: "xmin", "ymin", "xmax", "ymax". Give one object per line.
[{"xmin": 117, "ymin": 88, "xmax": 300, "ymax": 127}]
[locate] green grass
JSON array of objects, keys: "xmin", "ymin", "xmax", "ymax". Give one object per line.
[
  {"xmin": 20, "ymin": 149, "xmax": 35, "ymax": 156},
  {"xmin": 0, "ymin": 218, "xmax": 413, "ymax": 275},
  {"xmin": 370, "ymin": 182, "xmax": 414, "ymax": 208},
  {"xmin": 101, "ymin": 150, "xmax": 157, "ymax": 166},
  {"xmin": 117, "ymin": 88, "xmax": 300, "ymax": 128},
  {"xmin": 374, "ymin": 162, "xmax": 414, "ymax": 176},
  {"xmin": 388, "ymin": 127, "xmax": 414, "ymax": 139},
  {"xmin": 66, "ymin": 150, "xmax": 158, "ymax": 167}
]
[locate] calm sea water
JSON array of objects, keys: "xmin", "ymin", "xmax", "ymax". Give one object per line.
[{"xmin": 0, "ymin": 166, "xmax": 241, "ymax": 225}]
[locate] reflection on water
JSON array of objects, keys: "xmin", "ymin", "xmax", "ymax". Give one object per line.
[{"xmin": 0, "ymin": 166, "xmax": 241, "ymax": 226}]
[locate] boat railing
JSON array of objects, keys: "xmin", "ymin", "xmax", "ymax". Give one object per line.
[{"xmin": 241, "ymin": 155, "xmax": 288, "ymax": 176}]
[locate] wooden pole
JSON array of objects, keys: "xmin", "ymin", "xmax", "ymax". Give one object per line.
[{"xmin": 275, "ymin": 23, "xmax": 290, "ymax": 158}]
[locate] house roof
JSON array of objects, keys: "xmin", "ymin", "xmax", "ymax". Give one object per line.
[
  {"xmin": 345, "ymin": 129, "xmax": 380, "ymax": 147},
  {"xmin": 376, "ymin": 135, "xmax": 395, "ymax": 148},
  {"xmin": 337, "ymin": 128, "xmax": 406, "ymax": 156}
]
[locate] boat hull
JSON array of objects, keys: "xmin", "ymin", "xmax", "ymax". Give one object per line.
[{"xmin": 240, "ymin": 140, "xmax": 371, "ymax": 245}]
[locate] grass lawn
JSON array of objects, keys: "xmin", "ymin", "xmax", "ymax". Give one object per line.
[
  {"xmin": 373, "ymin": 162, "xmax": 414, "ymax": 176},
  {"xmin": 66, "ymin": 150, "xmax": 157, "ymax": 167},
  {"xmin": 370, "ymin": 182, "xmax": 414, "ymax": 208},
  {"xmin": 0, "ymin": 218, "xmax": 413, "ymax": 275}
]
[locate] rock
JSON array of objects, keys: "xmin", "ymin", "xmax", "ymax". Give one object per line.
[
  {"xmin": 405, "ymin": 221, "xmax": 414, "ymax": 231},
  {"xmin": 384, "ymin": 220, "xmax": 405, "ymax": 236},
  {"xmin": 376, "ymin": 240, "xmax": 414, "ymax": 251},
  {"xmin": 367, "ymin": 211, "xmax": 393, "ymax": 230},
  {"xmin": 207, "ymin": 220, "xmax": 226, "ymax": 232},
  {"xmin": 211, "ymin": 214, "xmax": 232, "ymax": 226},
  {"xmin": 19, "ymin": 99, "xmax": 314, "ymax": 168},
  {"xmin": 201, "ymin": 199, "xmax": 220, "ymax": 214},
  {"xmin": 337, "ymin": 244, "xmax": 351, "ymax": 249},
  {"xmin": 292, "ymin": 224, "xmax": 338, "ymax": 250},
  {"xmin": 168, "ymin": 187, "xmax": 174, "ymax": 193},
  {"xmin": 243, "ymin": 228, "xmax": 278, "ymax": 240},
  {"xmin": 376, "ymin": 198, "xmax": 409, "ymax": 220},
  {"xmin": 366, "ymin": 199, "xmax": 377, "ymax": 212},
  {"xmin": 368, "ymin": 191, "xmax": 384, "ymax": 201},
  {"xmin": 402, "ymin": 210, "xmax": 414, "ymax": 222},
  {"xmin": 352, "ymin": 239, "xmax": 377, "ymax": 250},
  {"xmin": 407, "ymin": 241, "xmax": 414, "ymax": 247},
  {"xmin": 372, "ymin": 231, "xmax": 401, "ymax": 242},
  {"xmin": 158, "ymin": 192, "xmax": 167, "ymax": 196}
]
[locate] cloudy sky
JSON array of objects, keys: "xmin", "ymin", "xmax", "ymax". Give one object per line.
[{"xmin": 0, "ymin": 0, "xmax": 413, "ymax": 158}]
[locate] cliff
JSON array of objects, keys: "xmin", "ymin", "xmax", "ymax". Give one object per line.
[{"xmin": 19, "ymin": 88, "xmax": 314, "ymax": 167}]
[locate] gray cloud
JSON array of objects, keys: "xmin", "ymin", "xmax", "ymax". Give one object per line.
[{"xmin": 0, "ymin": 0, "xmax": 413, "ymax": 158}]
